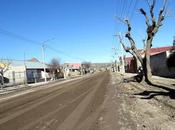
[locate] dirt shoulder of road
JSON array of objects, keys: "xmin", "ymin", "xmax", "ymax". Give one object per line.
[
  {"xmin": 0, "ymin": 73, "xmax": 97, "ymax": 102},
  {"xmin": 110, "ymin": 72, "xmax": 175, "ymax": 130},
  {"xmin": 94, "ymin": 72, "xmax": 136, "ymax": 130}
]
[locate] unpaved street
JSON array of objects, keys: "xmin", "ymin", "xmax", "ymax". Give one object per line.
[
  {"xmin": 0, "ymin": 72, "xmax": 110, "ymax": 130},
  {"xmin": 1, "ymin": 71, "xmax": 174, "ymax": 130}
]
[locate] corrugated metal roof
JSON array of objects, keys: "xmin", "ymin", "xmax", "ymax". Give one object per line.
[
  {"xmin": 139, "ymin": 46, "xmax": 175, "ymax": 56},
  {"xmin": 0, "ymin": 60, "xmax": 48, "ymax": 69}
]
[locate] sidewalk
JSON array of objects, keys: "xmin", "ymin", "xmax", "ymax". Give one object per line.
[
  {"xmin": 116, "ymin": 72, "xmax": 175, "ymax": 109},
  {"xmin": 122, "ymin": 72, "xmax": 175, "ymax": 86},
  {"xmin": 112, "ymin": 72, "xmax": 175, "ymax": 130}
]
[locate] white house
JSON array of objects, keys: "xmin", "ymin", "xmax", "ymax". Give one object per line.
[{"xmin": 0, "ymin": 59, "xmax": 51, "ymax": 85}]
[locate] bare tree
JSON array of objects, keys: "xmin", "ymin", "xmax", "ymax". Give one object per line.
[
  {"xmin": 81, "ymin": 61, "xmax": 91, "ymax": 74},
  {"xmin": 49, "ymin": 58, "xmax": 61, "ymax": 80},
  {"xmin": 117, "ymin": 0, "xmax": 168, "ymax": 84},
  {"xmin": 0, "ymin": 60, "xmax": 10, "ymax": 88}
]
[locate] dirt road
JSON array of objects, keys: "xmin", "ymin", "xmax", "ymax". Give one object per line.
[{"xmin": 0, "ymin": 72, "xmax": 110, "ymax": 130}]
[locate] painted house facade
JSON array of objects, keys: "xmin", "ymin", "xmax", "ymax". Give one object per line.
[{"xmin": 124, "ymin": 45, "xmax": 175, "ymax": 78}]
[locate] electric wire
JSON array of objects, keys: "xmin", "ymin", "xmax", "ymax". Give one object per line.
[{"xmin": 0, "ymin": 28, "xmax": 85, "ymax": 62}]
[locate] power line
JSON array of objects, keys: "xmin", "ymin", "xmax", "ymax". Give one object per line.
[
  {"xmin": 120, "ymin": 0, "xmax": 126, "ymax": 19},
  {"xmin": 0, "ymin": 27, "xmax": 85, "ymax": 62},
  {"xmin": 122, "ymin": 0, "xmax": 130, "ymax": 19},
  {"xmin": 129, "ymin": 0, "xmax": 139, "ymax": 21},
  {"xmin": 116, "ymin": 0, "xmax": 139, "ymax": 33},
  {"xmin": 126, "ymin": 0, "xmax": 134, "ymax": 19},
  {"xmin": 119, "ymin": 0, "xmax": 130, "ymax": 32},
  {"xmin": 0, "ymin": 28, "xmax": 41, "ymax": 46},
  {"xmin": 46, "ymin": 45, "xmax": 85, "ymax": 61}
]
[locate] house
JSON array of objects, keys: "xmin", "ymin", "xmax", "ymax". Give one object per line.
[
  {"xmin": 0, "ymin": 58, "xmax": 51, "ymax": 85},
  {"xmin": 150, "ymin": 47, "xmax": 175, "ymax": 77},
  {"xmin": 64, "ymin": 63, "xmax": 81, "ymax": 72},
  {"xmin": 124, "ymin": 56, "xmax": 137, "ymax": 73},
  {"xmin": 124, "ymin": 45, "xmax": 175, "ymax": 77},
  {"xmin": 63, "ymin": 63, "xmax": 82, "ymax": 77}
]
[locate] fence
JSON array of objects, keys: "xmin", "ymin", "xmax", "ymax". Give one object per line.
[{"xmin": 0, "ymin": 70, "xmax": 47, "ymax": 89}]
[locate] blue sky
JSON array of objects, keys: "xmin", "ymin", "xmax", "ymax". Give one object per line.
[{"xmin": 0, "ymin": 0, "xmax": 174, "ymax": 63}]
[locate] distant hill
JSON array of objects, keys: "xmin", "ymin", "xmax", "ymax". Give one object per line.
[{"xmin": 91, "ymin": 63, "xmax": 111, "ymax": 69}]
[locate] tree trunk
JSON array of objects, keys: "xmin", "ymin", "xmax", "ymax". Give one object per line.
[{"xmin": 144, "ymin": 39, "xmax": 153, "ymax": 84}]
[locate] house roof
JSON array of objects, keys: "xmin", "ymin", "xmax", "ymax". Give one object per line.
[
  {"xmin": 124, "ymin": 57, "xmax": 134, "ymax": 63},
  {"xmin": 150, "ymin": 46, "xmax": 175, "ymax": 55},
  {"xmin": 0, "ymin": 59, "xmax": 48, "ymax": 69},
  {"xmin": 139, "ymin": 46, "xmax": 175, "ymax": 56},
  {"xmin": 28, "ymin": 58, "xmax": 40, "ymax": 62},
  {"xmin": 70, "ymin": 63, "xmax": 81, "ymax": 69},
  {"xmin": 64, "ymin": 63, "xmax": 81, "ymax": 69},
  {"xmin": 123, "ymin": 46, "xmax": 175, "ymax": 62}
]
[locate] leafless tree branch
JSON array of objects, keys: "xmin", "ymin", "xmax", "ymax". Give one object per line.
[
  {"xmin": 117, "ymin": 34, "xmax": 132, "ymax": 54},
  {"xmin": 116, "ymin": 31, "xmax": 143, "ymax": 65},
  {"xmin": 150, "ymin": 0, "xmax": 156, "ymax": 24},
  {"xmin": 139, "ymin": 8, "xmax": 150, "ymax": 27},
  {"xmin": 125, "ymin": 19, "xmax": 136, "ymax": 48},
  {"xmin": 115, "ymin": 16, "xmax": 126, "ymax": 24},
  {"xmin": 152, "ymin": 0, "xmax": 168, "ymax": 34}
]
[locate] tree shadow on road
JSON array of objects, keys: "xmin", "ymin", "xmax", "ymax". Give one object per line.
[
  {"xmin": 131, "ymin": 80, "xmax": 175, "ymax": 100},
  {"xmin": 134, "ymin": 82, "xmax": 175, "ymax": 99},
  {"xmin": 122, "ymin": 75, "xmax": 175, "ymax": 99},
  {"xmin": 134, "ymin": 89, "xmax": 175, "ymax": 99},
  {"xmin": 123, "ymin": 75, "xmax": 142, "ymax": 83}
]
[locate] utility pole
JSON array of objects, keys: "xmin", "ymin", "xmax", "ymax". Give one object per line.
[
  {"xmin": 41, "ymin": 38, "xmax": 54, "ymax": 83},
  {"xmin": 23, "ymin": 53, "xmax": 27, "ymax": 85},
  {"xmin": 112, "ymin": 47, "xmax": 117, "ymax": 72},
  {"xmin": 42, "ymin": 44, "xmax": 47, "ymax": 82},
  {"xmin": 114, "ymin": 33, "xmax": 125, "ymax": 74},
  {"xmin": 120, "ymin": 41, "xmax": 125, "ymax": 74},
  {"xmin": 119, "ymin": 32, "xmax": 125, "ymax": 74}
]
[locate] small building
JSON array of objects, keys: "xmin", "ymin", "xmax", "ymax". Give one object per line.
[
  {"xmin": 63, "ymin": 63, "xmax": 82, "ymax": 77},
  {"xmin": 124, "ymin": 57, "xmax": 137, "ymax": 73},
  {"xmin": 0, "ymin": 59, "xmax": 51, "ymax": 85},
  {"xmin": 64, "ymin": 63, "xmax": 81, "ymax": 72},
  {"xmin": 150, "ymin": 47, "xmax": 175, "ymax": 77},
  {"xmin": 124, "ymin": 45, "xmax": 175, "ymax": 78}
]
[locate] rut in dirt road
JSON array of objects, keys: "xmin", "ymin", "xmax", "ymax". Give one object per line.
[{"xmin": 0, "ymin": 72, "xmax": 110, "ymax": 130}]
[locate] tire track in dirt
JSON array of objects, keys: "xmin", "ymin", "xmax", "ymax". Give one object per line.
[
  {"xmin": 0, "ymin": 73, "xmax": 99, "ymax": 119},
  {"xmin": 57, "ymin": 72, "xmax": 110, "ymax": 130},
  {"xmin": 0, "ymin": 72, "xmax": 109, "ymax": 130}
]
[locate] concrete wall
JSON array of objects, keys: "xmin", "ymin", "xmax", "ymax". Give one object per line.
[
  {"xmin": 4, "ymin": 65, "xmax": 27, "ymax": 85},
  {"xmin": 151, "ymin": 51, "xmax": 175, "ymax": 78}
]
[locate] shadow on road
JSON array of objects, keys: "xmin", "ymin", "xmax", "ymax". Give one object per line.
[
  {"xmin": 122, "ymin": 75, "xmax": 175, "ymax": 99},
  {"xmin": 134, "ymin": 89, "xmax": 175, "ymax": 99},
  {"xmin": 130, "ymin": 80, "xmax": 175, "ymax": 100}
]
